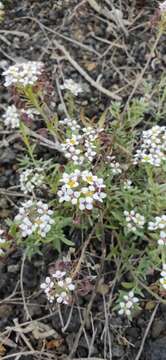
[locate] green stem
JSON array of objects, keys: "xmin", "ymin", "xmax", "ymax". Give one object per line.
[{"xmin": 20, "ymin": 122, "xmax": 36, "ymax": 165}]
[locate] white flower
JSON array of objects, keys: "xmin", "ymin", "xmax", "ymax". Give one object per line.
[
  {"xmin": 81, "ymin": 170, "xmax": 97, "ymax": 184},
  {"xmin": 158, "ymin": 231, "xmax": 166, "ymax": 246},
  {"xmin": 60, "ymin": 172, "xmax": 79, "ymax": 189},
  {"xmin": 20, "ymin": 168, "xmax": 44, "ymax": 194},
  {"xmin": 14, "ymin": 200, "xmax": 54, "ymax": 238},
  {"xmin": 160, "ymin": 264, "xmax": 166, "ymax": 289},
  {"xmin": 124, "ymin": 180, "xmax": 132, "ymax": 190},
  {"xmin": 79, "ymin": 197, "xmax": 93, "ymax": 210},
  {"xmin": 59, "ymin": 118, "xmax": 81, "ymax": 131},
  {"xmin": 66, "ymin": 277, "xmax": 75, "ymax": 290},
  {"xmin": 148, "ymin": 215, "xmax": 166, "ymax": 246},
  {"xmin": 3, "ymin": 61, "xmax": 44, "ymax": 87},
  {"xmin": 118, "ymin": 290, "xmax": 139, "ymax": 317},
  {"xmin": 0, "ymin": 2, "xmax": 4, "ymax": 10},
  {"xmin": 124, "ymin": 210, "xmax": 145, "ymax": 231},
  {"xmin": 106, "ymin": 156, "xmax": 122, "ymax": 175},
  {"xmin": 60, "ymin": 79, "xmax": 82, "ymax": 96},
  {"xmin": 0, "ymin": 228, "xmax": 7, "ymax": 256},
  {"xmin": 57, "ymin": 291, "xmax": 69, "ymax": 304},
  {"xmin": 52, "ymin": 271, "xmax": 66, "ymax": 279},
  {"xmin": 2, "ymin": 105, "xmax": 20, "ymax": 128},
  {"xmin": 21, "ymin": 108, "xmax": 39, "ymax": 120},
  {"xmin": 159, "ymin": 1, "xmax": 166, "ymax": 12},
  {"xmin": 148, "ymin": 215, "xmax": 166, "ymax": 231}
]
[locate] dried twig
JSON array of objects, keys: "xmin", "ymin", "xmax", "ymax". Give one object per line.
[
  {"xmin": 72, "ymin": 227, "xmax": 96, "ymax": 279},
  {"xmin": 87, "ymin": 0, "xmax": 128, "ymax": 36},
  {"xmin": 123, "ymin": 30, "xmax": 162, "ymax": 112},
  {"xmin": 1, "ymin": 350, "xmax": 56, "ymax": 359},
  {"xmin": 0, "ymin": 188, "xmax": 30, "ymax": 198},
  {"xmin": 17, "ymin": 16, "xmax": 121, "ymax": 100},
  {"xmin": 21, "ymin": 16, "xmax": 100, "ymax": 56},
  {"xmin": 20, "ymin": 251, "xmax": 31, "ymax": 321},
  {"xmin": 0, "ymin": 30, "xmax": 29, "ymax": 38},
  {"xmin": 69, "ymin": 216, "xmax": 106, "ymax": 357},
  {"xmin": 52, "ymin": 40, "xmax": 121, "ymax": 101},
  {"xmin": 13, "ymin": 318, "xmax": 35, "ymax": 352},
  {"xmin": 135, "ymin": 304, "xmax": 159, "ymax": 360}
]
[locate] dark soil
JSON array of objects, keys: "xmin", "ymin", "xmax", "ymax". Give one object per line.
[{"xmin": 0, "ymin": 0, "xmax": 166, "ymax": 359}]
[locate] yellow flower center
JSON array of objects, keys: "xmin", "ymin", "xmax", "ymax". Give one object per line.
[
  {"xmin": 143, "ymin": 155, "xmax": 150, "ymax": 161},
  {"xmin": 67, "ymin": 179, "xmax": 77, "ymax": 188},
  {"xmin": 70, "ymin": 139, "xmax": 76, "ymax": 145},
  {"xmin": 85, "ymin": 191, "xmax": 94, "ymax": 197},
  {"xmin": 35, "ymin": 219, "xmax": 43, "ymax": 225},
  {"xmin": 86, "ymin": 176, "xmax": 94, "ymax": 184}
]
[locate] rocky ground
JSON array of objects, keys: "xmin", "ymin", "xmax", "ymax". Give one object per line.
[{"xmin": 0, "ymin": 0, "xmax": 166, "ymax": 359}]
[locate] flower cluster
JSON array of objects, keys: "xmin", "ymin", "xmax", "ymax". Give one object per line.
[
  {"xmin": 124, "ymin": 210, "xmax": 145, "ymax": 231},
  {"xmin": 59, "ymin": 118, "xmax": 81, "ymax": 132},
  {"xmin": 118, "ymin": 291, "xmax": 139, "ymax": 317},
  {"xmin": 20, "ymin": 108, "xmax": 39, "ymax": 120},
  {"xmin": 14, "ymin": 200, "xmax": 54, "ymax": 238},
  {"xmin": 133, "ymin": 125, "xmax": 166, "ymax": 167},
  {"xmin": 159, "ymin": 1, "xmax": 166, "ymax": 12},
  {"xmin": 61, "ymin": 134, "xmax": 84, "ymax": 165},
  {"xmin": 20, "ymin": 168, "xmax": 44, "ymax": 194},
  {"xmin": 2, "ymin": 105, "xmax": 39, "ymax": 129},
  {"xmin": 148, "ymin": 215, "xmax": 166, "ymax": 246},
  {"xmin": 82, "ymin": 126, "xmax": 102, "ymax": 162},
  {"xmin": 106, "ymin": 156, "xmax": 122, "ymax": 175},
  {"xmin": 3, "ymin": 61, "xmax": 44, "ymax": 87},
  {"xmin": 0, "ymin": 229, "xmax": 7, "ymax": 256},
  {"xmin": 160, "ymin": 264, "xmax": 166, "ymax": 290},
  {"xmin": 60, "ymin": 79, "xmax": 82, "ymax": 96},
  {"xmin": 40, "ymin": 270, "xmax": 75, "ymax": 304},
  {"xmin": 2, "ymin": 105, "xmax": 20, "ymax": 128},
  {"xmin": 58, "ymin": 169, "xmax": 106, "ymax": 210},
  {"xmin": 60, "ymin": 123, "xmax": 102, "ymax": 164}
]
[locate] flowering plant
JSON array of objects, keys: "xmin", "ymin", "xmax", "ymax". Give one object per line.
[{"xmin": 1, "ymin": 49, "xmax": 166, "ymax": 318}]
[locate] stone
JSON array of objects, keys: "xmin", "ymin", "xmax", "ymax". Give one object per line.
[
  {"xmin": 7, "ymin": 264, "xmax": 20, "ymax": 273},
  {"xmin": 145, "ymin": 337, "xmax": 166, "ymax": 360},
  {"xmin": 151, "ymin": 319, "xmax": 166, "ymax": 338}
]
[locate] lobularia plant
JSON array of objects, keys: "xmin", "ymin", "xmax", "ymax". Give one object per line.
[{"xmin": 1, "ymin": 17, "xmax": 166, "ymax": 317}]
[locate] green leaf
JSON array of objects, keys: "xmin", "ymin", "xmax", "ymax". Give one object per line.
[
  {"xmin": 121, "ymin": 282, "xmax": 135, "ymax": 289},
  {"xmin": 61, "ymin": 238, "xmax": 75, "ymax": 246}
]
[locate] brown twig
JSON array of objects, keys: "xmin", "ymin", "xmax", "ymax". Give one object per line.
[
  {"xmin": 123, "ymin": 30, "xmax": 162, "ymax": 113},
  {"xmin": 72, "ymin": 227, "xmax": 96, "ymax": 279}
]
